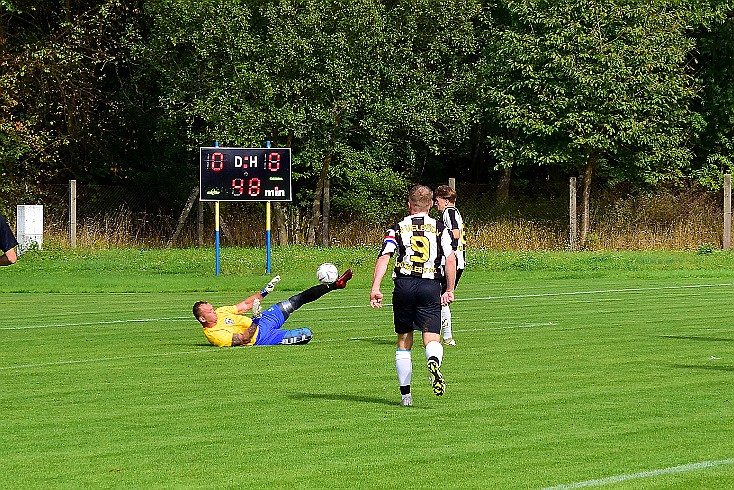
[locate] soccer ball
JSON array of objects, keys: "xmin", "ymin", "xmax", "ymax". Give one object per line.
[{"xmin": 316, "ymin": 262, "xmax": 339, "ymax": 283}]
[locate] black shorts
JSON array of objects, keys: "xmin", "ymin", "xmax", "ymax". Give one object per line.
[
  {"xmin": 440, "ymin": 268, "xmax": 463, "ymax": 294},
  {"xmin": 392, "ymin": 276, "xmax": 442, "ymax": 335}
]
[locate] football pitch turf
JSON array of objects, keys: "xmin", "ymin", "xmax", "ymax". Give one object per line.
[{"xmin": 1, "ymin": 248, "xmax": 733, "ymax": 488}]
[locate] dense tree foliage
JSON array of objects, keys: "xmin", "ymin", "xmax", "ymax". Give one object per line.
[
  {"xmin": 473, "ymin": 1, "xmax": 709, "ymax": 243},
  {"xmin": 144, "ymin": 0, "xmax": 478, "ymax": 242},
  {"xmin": 694, "ymin": 9, "xmax": 734, "ymax": 188},
  {"xmin": 1, "ymin": 0, "xmax": 733, "ymax": 243},
  {"xmin": 0, "ymin": 1, "xmax": 155, "ymax": 211}
]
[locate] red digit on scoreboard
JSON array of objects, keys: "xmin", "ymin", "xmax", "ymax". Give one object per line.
[
  {"xmin": 232, "ymin": 178, "xmax": 244, "ymax": 196},
  {"xmin": 248, "ymin": 178, "xmax": 261, "ymax": 197},
  {"xmin": 210, "ymin": 152, "xmax": 224, "ymax": 172},
  {"xmin": 267, "ymin": 152, "xmax": 281, "ymax": 172}
]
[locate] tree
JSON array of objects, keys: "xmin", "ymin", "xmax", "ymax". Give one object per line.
[
  {"xmin": 692, "ymin": 8, "xmax": 734, "ymax": 189},
  {"xmin": 0, "ymin": 0, "xmax": 149, "ymax": 212},
  {"xmin": 144, "ymin": 0, "xmax": 479, "ymax": 244},
  {"xmin": 475, "ymin": 0, "xmax": 705, "ymax": 245}
]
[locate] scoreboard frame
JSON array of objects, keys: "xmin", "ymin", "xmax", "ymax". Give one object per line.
[{"xmin": 199, "ymin": 147, "xmax": 292, "ymax": 202}]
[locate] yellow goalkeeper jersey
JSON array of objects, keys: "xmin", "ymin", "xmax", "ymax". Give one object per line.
[{"xmin": 202, "ymin": 305, "xmax": 258, "ymax": 347}]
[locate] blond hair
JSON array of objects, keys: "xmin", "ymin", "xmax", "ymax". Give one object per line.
[{"xmin": 409, "ymin": 185, "xmax": 433, "ymax": 213}]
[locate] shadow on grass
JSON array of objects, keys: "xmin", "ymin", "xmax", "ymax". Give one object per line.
[
  {"xmin": 290, "ymin": 392, "xmax": 413, "ymax": 407},
  {"xmin": 346, "ymin": 338, "xmax": 395, "ymax": 346},
  {"xmin": 671, "ymin": 363, "xmax": 734, "ymax": 372},
  {"xmin": 661, "ymin": 335, "xmax": 733, "ymax": 342}
]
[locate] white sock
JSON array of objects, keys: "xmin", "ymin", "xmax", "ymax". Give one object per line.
[
  {"xmin": 425, "ymin": 340, "xmax": 443, "ymax": 366},
  {"xmin": 395, "ymin": 349, "xmax": 412, "ymax": 388},
  {"xmin": 441, "ymin": 304, "xmax": 452, "ymax": 339}
]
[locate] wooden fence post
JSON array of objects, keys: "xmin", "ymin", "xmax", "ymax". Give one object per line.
[
  {"xmin": 724, "ymin": 174, "xmax": 731, "ymax": 250},
  {"xmin": 69, "ymin": 180, "xmax": 77, "ymax": 248},
  {"xmin": 197, "ymin": 200, "xmax": 204, "ymax": 246}
]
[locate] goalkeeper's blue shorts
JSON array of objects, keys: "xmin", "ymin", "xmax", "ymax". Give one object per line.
[{"xmin": 253, "ymin": 304, "xmax": 312, "ymax": 345}]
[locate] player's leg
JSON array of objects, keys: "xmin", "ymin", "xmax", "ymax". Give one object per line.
[
  {"xmin": 414, "ymin": 279, "xmax": 445, "ymax": 396},
  {"xmin": 393, "ymin": 277, "xmax": 417, "ymax": 406},
  {"xmin": 441, "ymin": 269, "xmax": 464, "ymax": 345},
  {"xmin": 255, "ymin": 322, "xmax": 312, "ymax": 345},
  {"xmin": 260, "ymin": 327, "xmax": 311, "ymax": 345},
  {"xmin": 440, "ymin": 269, "xmax": 461, "ymax": 345},
  {"xmin": 252, "ymin": 307, "xmax": 312, "ymax": 345},
  {"xmin": 396, "ymin": 342, "xmax": 413, "ymax": 406},
  {"xmin": 441, "ymin": 305, "xmax": 454, "ymax": 345},
  {"xmin": 277, "ymin": 269, "xmax": 353, "ymax": 318},
  {"xmin": 253, "ymin": 271, "xmax": 353, "ymax": 346}
]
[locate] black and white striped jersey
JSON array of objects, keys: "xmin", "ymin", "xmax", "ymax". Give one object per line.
[
  {"xmin": 379, "ymin": 212, "xmax": 454, "ymax": 280},
  {"xmin": 441, "ymin": 205, "xmax": 466, "ymax": 271}
]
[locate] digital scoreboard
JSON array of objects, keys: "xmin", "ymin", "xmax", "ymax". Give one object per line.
[{"xmin": 199, "ymin": 147, "xmax": 292, "ymax": 202}]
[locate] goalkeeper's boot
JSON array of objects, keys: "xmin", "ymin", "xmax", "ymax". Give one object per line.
[
  {"xmin": 399, "ymin": 394, "xmax": 413, "ymax": 406},
  {"xmin": 280, "ymin": 328, "xmax": 312, "ymax": 345},
  {"xmin": 251, "ymin": 299, "xmax": 263, "ymax": 319},
  {"xmin": 442, "ymin": 337, "xmax": 456, "ymax": 346},
  {"xmin": 427, "ymin": 360, "xmax": 445, "ymax": 396},
  {"xmin": 333, "ymin": 269, "xmax": 353, "ymax": 289},
  {"xmin": 261, "ymin": 275, "xmax": 281, "ymax": 296}
]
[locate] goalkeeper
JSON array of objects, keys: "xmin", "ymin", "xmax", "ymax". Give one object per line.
[{"xmin": 193, "ymin": 270, "xmax": 352, "ymax": 347}]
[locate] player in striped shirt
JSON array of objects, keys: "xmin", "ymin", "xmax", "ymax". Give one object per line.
[
  {"xmin": 370, "ymin": 184, "xmax": 456, "ymax": 406},
  {"xmin": 434, "ymin": 185, "xmax": 465, "ymax": 346}
]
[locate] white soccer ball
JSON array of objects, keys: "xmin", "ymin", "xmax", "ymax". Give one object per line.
[{"xmin": 316, "ymin": 262, "xmax": 339, "ymax": 283}]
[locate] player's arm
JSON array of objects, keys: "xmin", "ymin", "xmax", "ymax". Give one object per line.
[
  {"xmin": 0, "ymin": 248, "xmax": 16, "ymax": 266},
  {"xmin": 441, "ymin": 229, "xmax": 457, "ymax": 305},
  {"xmin": 370, "ymin": 253, "xmax": 391, "ymax": 308},
  {"xmin": 231, "ymin": 323, "xmax": 258, "ymax": 346},
  {"xmin": 441, "ymin": 251, "xmax": 456, "ymax": 307},
  {"xmin": 234, "ymin": 293, "xmax": 264, "ymax": 314},
  {"xmin": 445, "ymin": 209, "xmax": 461, "ymax": 243}
]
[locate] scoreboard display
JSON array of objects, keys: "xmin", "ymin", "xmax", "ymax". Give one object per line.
[{"xmin": 200, "ymin": 147, "xmax": 292, "ymax": 202}]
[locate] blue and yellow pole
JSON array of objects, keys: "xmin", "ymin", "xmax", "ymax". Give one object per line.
[
  {"xmin": 214, "ymin": 141, "xmax": 220, "ymax": 276},
  {"xmin": 266, "ymin": 202, "xmax": 271, "ymax": 274},
  {"xmin": 215, "ymin": 201, "xmax": 220, "ymax": 276},
  {"xmin": 265, "ymin": 140, "xmax": 272, "ymax": 274}
]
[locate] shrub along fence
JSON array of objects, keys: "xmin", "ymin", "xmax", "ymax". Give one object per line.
[{"xmin": 3, "ymin": 178, "xmax": 732, "ymax": 251}]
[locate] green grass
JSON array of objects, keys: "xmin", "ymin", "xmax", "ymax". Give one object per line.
[{"xmin": 1, "ymin": 247, "xmax": 733, "ymax": 488}]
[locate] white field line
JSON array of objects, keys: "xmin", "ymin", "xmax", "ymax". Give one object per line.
[
  {"xmin": 340, "ymin": 322, "xmax": 556, "ymax": 343},
  {"xmin": 542, "ymin": 458, "xmax": 734, "ymax": 489},
  {"xmin": 1, "ymin": 282, "xmax": 729, "ymax": 369},
  {"xmin": 0, "ymin": 322, "xmax": 553, "ymax": 371},
  {"xmin": 2, "ymin": 317, "xmax": 191, "ymax": 330},
  {"xmin": 4, "ymin": 282, "xmax": 730, "ymax": 331},
  {"xmin": 460, "ymin": 282, "xmax": 733, "ymax": 302},
  {"xmin": 0, "ymin": 349, "xmax": 214, "ymax": 371}
]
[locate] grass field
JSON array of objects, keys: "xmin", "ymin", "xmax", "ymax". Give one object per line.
[{"xmin": 1, "ymin": 247, "xmax": 733, "ymax": 489}]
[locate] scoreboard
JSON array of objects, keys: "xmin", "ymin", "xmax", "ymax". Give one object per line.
[{"xmin": 199, "ymin": 147, "xmax": 292, "ymax": 202}]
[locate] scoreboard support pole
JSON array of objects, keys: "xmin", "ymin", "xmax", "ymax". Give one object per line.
[
  {"xmin": 265, "ymin": 141, "xmax": 272, "ymax": 274},
  {"xmin": 215, "ymin": 201, "xmax": 221, "ymax": 276},
  {"xmin": 266, "ymin": 202, "xmax": 272, "ymax": 274},
  {"xmin": 200, "ymin": 143, "xmax": 291, "ymax": 277}
]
